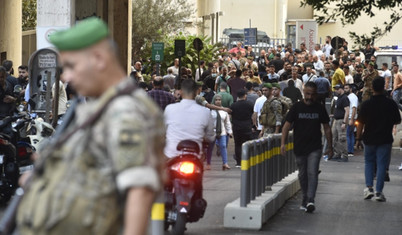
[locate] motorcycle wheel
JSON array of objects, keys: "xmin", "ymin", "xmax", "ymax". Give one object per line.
[{"xmin": 172, "ymin": 212, "xmax": 187, "ymax": 235}]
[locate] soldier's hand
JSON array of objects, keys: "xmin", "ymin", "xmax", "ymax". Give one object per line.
[
  {"xmin": 356, "ymin": 140, "xmax": 363, "ymax": 150},
  {"xmin": 3, "ymin": 95, "xmax": 16, "ymax": 103},
  {"xmin": 19, "ymin": 171, "xmax": 32, "ymax": 187},
  {"xmin": 280, "ymin": 144, "xmax": 287, "ymax": 156},
  {"xmin": 324, "ymin": 147, "xmax": 334, "ymax": 158}
]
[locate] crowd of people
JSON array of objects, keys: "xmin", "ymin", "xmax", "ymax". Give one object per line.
[
  {"xmin": 137, "ymin": 37, "xmax": 401, "ymax": 212},
  {"xmin": 1, "ymin": 17, "xmax": 401, "ymax": 234}
]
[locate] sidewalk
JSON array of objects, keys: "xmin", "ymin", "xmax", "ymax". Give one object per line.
[{"xmin": 181, "ymin": 145, "xmax": 402, "ymax": 235}]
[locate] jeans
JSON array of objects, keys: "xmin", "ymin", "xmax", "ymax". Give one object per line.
[
  {"xmin": 364, "ymin": 143, "xmax": 392, "ymax": 193},
  {"xmin": 206, "ymin": 140, "xmax": 215, "ymax": 165},
  {"xmin": 216, "ymin": 135, "xmax": 228, "ymax": 164},
  {"xmin": 392, "ymin": 88, "xmax": 402, "ymax": 111},
  {"xmin": 332, "ymin": 119, "xmax": 348, "ymax": 158},
  {"xmin": 346, "ymin": 124, "xmax": 355, "ymax": 154},
  {"xmin": 295, "ymin": 149, "xmax": 322, "ymax": 203}
]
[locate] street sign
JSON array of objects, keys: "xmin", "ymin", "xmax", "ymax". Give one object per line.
[
  {"xmin": 175, "ymin": 40, "xmax": 186, "ymax": 57},
  {"xmin": 151, "ymin": 42, "xmax": 164, "ymax": 62},
  {"xmin": 193, "ymin": 38, "xmax": 204, "ymax": 51},
  {"xmin": 244, "ymin": 28, "xmax": 257, "ymax": 45},
  {"xmin": 331, "ymin": 36, "xmax": 344, "ymax": 49}
]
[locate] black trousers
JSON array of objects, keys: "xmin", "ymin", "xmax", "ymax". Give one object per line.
[{"xmin": 233, "ymin": 129, "xmax": 253, "ymax": 165}]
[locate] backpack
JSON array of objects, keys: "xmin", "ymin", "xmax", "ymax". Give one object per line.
[
  {"xmin": 278, "ymin": 96, "xmax": 292, "ymax": 121},
  {"xmin": 259, "ymin": 100, "xmax": 276, "ymax": 127},
  {"xmin": 259, "ymin": 96, "xmax": 292, "ymax": 127}
]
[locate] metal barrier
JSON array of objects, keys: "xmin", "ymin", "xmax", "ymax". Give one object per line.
[
  {"xmin": 240, "ymin": 132, "xmax": 295, "ymax": 207},
  {"xmin": 149, "ymin": 193, "xmax": 164, "ymax": 235}
]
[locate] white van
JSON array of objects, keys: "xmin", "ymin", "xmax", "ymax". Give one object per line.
[{"xmin": 375, "ymin": 49, "xmax": 402, "ymax": 69}]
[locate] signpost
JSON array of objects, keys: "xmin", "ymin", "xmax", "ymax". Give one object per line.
[
  {"xmin": 174, "ymin": 40, "xmax": 186, "ymax": 82},
  {"xmin": 193, "ymin": 38, "xmax": 204, "ymax": 81},
  {"xmin": 152, "ymin": 42, "xmax": 164, "ymax": 76},
  {"xmin": 244, "ymin": 28, "xmax": 257, "ymax": 45}
]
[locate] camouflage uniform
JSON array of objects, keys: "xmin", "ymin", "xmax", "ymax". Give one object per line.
[
  {"xmin": 263, "ymin": 98, "xmax": 282, "ymax": 137},
  {"xmin": 362, "ymin": 70, "xmax": 379, "ymax": 101},
  {"xmin": 17, "ymin": 79, "xmax": 165, "ymax": 235}
]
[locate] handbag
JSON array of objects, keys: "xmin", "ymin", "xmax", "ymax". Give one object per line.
[{"xmin": 215, "ymin": 110, "xmax": 222, "ymax": 138}]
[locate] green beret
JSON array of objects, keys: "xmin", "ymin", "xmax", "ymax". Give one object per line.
[
  {"xmin": 196, "ymin": 81, "xmax": 203, "ymax": 87},
  {"xmin": 49, "ymin": 17, "xmax": 109, "ymax": 51},
  {"xmin": 272, "ymin": 83, "xmax": 281, "ymax": 89},
  {"xmin": 263, "ymin": 83, "xmax": 272, "ymax": 89}
]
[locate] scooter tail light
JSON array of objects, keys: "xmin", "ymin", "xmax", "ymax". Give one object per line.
[{"xmin": 170, "ymin": 161, "xmax": 201, "ymax": 175}]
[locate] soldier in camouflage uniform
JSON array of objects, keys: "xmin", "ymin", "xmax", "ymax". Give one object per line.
[
  {"xmin": 17, "ymin": 17, "xmax": 165, "ymax": 235},
  {"xmin": 362, "ymin": 62, "xmax": 379, "ymax": 102},
  {"xmin": 260, "ymin": 83, "xmax": 283, "ymax": 137}
]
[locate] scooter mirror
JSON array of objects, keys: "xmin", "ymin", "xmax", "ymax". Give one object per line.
[{"xmin": 13, "ymin": 85, "xmax": 22, "ymax": 93}]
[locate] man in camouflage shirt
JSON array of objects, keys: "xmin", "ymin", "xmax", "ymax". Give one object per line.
[
  {"xmin": 17, "ymin": 17, "xmax": 165, "ymax": 235},
  {"xmin": 260, "ymin": 83, "xmax": 283, "ymax": 137}
]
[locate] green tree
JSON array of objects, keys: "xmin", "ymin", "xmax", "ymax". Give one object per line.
[
  {"xmin": 301, "ymin": 0, "xmax": 402, "ymax": 47},
  {"xmin": 132, "ymin": 0, "xmax": 195, "ymax": 60},
  {"xmin": 140, "ymin": 34, "xmax": 223, "ymax": 79},
  {"xmin": 22, "ymin": 0, "xmax": 37, "ymax": 31}
]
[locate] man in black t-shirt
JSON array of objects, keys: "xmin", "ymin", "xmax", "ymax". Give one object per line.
[
  {"xmin": 230, "ymin": 89, "xmax": 254, "ymax": 167},
  {"xmin": 331, "ymin": 84, "xmax": 350, "ymax": 162},
  {"xmin": 281, "ymin": 82, "xmax": 333, "ymax": 213},
  {"xmin": 356, "ymin": 78, "xmax": 401, "ymax": 202}
]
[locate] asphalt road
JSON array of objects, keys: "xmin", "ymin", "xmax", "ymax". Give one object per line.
[
  {"xmin": 2, "ymin": 141, "xmax": 402, "ymax": 235},
  {"xmin": 177, "ymin": 145, "xmax": 402, "ymax": 235}
]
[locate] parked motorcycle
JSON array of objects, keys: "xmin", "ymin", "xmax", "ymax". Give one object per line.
[
  {"xmin": 164, "ymin": 140, "xmax": 207, "ymax": 235},
  {"xmin": 0, "ymin": 114, "xmax": 25, "ymax": 205}
]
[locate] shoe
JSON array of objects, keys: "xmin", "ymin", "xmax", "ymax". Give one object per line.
[
  {"xmin": 329, "ymin": 156, "xmax": 341, "ymax": 161},
  {"xmin": 374, "ymin": 192, "xmax": 386, "ymax": 202},
  {"xmin": 337, "ymin": 157, "xmax": 348, "ymax": 162},
  {"xmin": 399, "ymin": 163, "xmax": 402, "ymax": 170},
  {"xmin": 384, "ymin": 171, "xmax": 390, "ymax": 182},
  {"xmin": 364, "ymin": 187, "xmax": 374, "ymax": 200},
  {"xmin": 348, "ymin": 153, "xmax": 354, "ymax": 157},
  {"xmin": 306, "ymin": 202, "xmax": 315, "ymax": 213},
  {"xmin": 300, "ymin": 199, "xmax": 307, "ymax": 211},
  {"xmin": 205, "ymin": 165, "xmax": 211, "ymax": 170},
  {"xmin": 222, "ymin": 164, "xmax": 231, "ymax": 171},
  {"xmin": 235, "ymin": 164, "xmax": 241, "ymax": 168}
]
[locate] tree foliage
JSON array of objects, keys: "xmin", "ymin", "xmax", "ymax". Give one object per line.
[
  {"xmin": 141, "ymin": 34, "xmax": 223, "ymax": 77},
  {"xmin": 301, "ymin": 0, "xmax": 402, "ymax": 48},
  {"xmin": 22, "ymin": 0, "xmax": 37, "ymax": 31},
  {"xmin": 159, "ymin": 34, "xmax": 223, "ymax": 74},
  {"xmin": 132, "ymin": 0, "xmax": 195, "ymax": 60}
]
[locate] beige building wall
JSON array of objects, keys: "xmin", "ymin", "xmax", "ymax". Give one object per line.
[
  {"xmin": 317, "ymin": 7, "xmax": 402, "ymax": 48},
  {"xmin": 0, "ymin": 0, "xmax": 22, "ymax": 66},
  {"xmin": 198, "ymin": 0, "xmax": 288, "ymax": 43}
]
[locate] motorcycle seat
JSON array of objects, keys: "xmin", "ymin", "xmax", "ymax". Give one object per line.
[{"xmin": 176, "ymin": 140, "xmax": 200, "ymax": 154}]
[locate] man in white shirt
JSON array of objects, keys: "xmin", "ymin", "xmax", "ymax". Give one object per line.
[
  {"xmin": 313, "ymin": 55, "xmax": 324, "ymax": 73},
  {"xmin": 344, "ymin": 84, "xmax": 358, "ymax": 157},
  {"xmin": 381, "ymin": 63, "xmax": 392, "ymax": 95},
  {"xmin": 52, "ymin": 75, "xmax": 68, "ymax": 118},
  {"xmin": 302, "ymin": 66, "xmax": 317, "ymax": 84},
  {"xmin": 164, "ymin": 79, "xmax": 215, "ymax": 158},
  {"xmin": 168, "ymin": 58, "xmax": 180, "ymax": 76},
  {"xmin": 344, "ymin": 66, "xmax": 354, "ymax": 84},
  {"xmin": 312, "ymin": 44, "xmax": 324, "ymax": 59},
  {"xmin": 322, "ymin": 36, "xmax": 333, "ymax": 58},
  {"xmin": 252, "ymin": 83, "xmax": 271, "ymax": 138}
]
